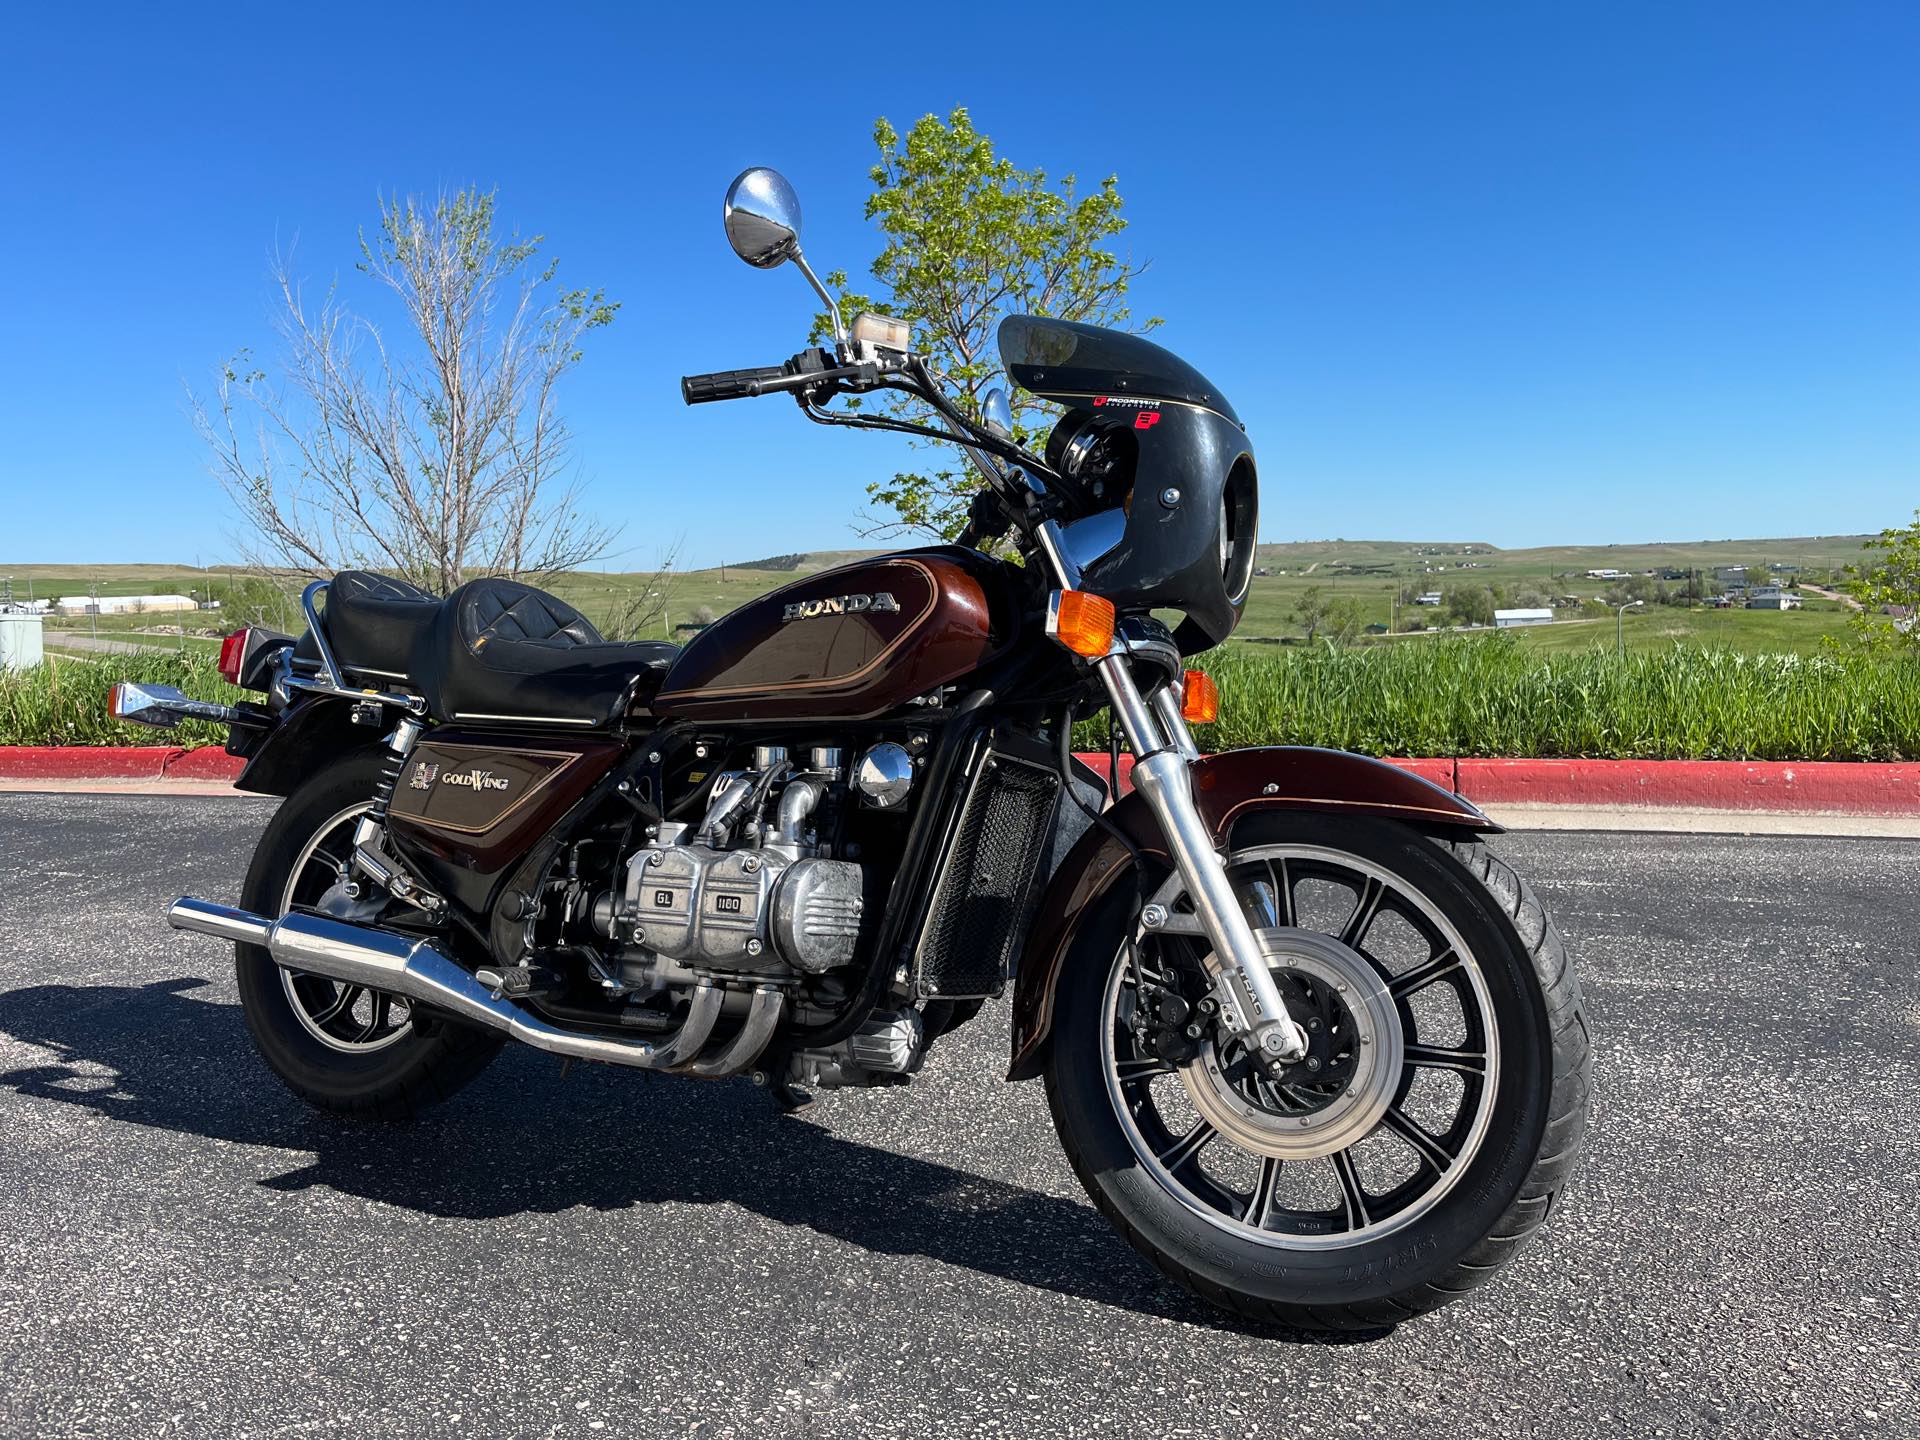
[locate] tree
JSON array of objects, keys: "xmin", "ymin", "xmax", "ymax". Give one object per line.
[
  {"xmin": 1851, "ymin": 510, "xmax": 1920, "ymax": 652},
  {"xmin": 193, "ymin": 189, "xmax": 642, "ymax": 597},
  {"xmin": 1445, "ymin": 585, "xmax": 1494, "ymax": 628},
  {"xmin": 1296, "ymin": 586, "xmax": 1331, "ymax": 643},
  {"xmin": 816, "ymin": 108, "xmax": 1157, "ymax": 537}
]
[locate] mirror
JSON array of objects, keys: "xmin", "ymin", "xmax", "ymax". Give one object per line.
[
  {"xmin": 981, "ymin": 387, "xmax": 1013, "ymax": 439},
  {"xmin": 724, "ymin": 168, "xmax": 803, "ymax": 268}
]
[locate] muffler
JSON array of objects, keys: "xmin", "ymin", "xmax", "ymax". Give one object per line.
[{"xmin": 167, "ymin": 897, "xmax": 779, "ymax": 1074}]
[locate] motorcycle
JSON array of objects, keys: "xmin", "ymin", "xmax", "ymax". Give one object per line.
[{"xmin": 119, "ymin": 168, "xmax": 1589, "ymax": 1328}]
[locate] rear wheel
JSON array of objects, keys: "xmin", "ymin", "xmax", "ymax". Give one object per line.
[
  {"xmin": 1044, "ymin": 812, "xmax": 1590, "ymax": 1329},
  {"xmin": 234, "ymin": 751, "xmax": 503, "ymax": 1120}
]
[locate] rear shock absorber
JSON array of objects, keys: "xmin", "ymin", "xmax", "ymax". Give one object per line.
[{"xmin": 349, "ymin": 715, "xmax": 441, "ymax": 912}]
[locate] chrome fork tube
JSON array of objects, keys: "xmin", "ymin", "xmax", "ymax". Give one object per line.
[
  {"xmin": 1096, "ymin": 654, "xmax": 1307, "ymax": 1063},
  {"xmin": 1149, "ymin": 686, "xmax": 1202, "ymax": 763}
]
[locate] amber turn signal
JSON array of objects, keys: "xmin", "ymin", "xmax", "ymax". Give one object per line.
[
  {"xmin": 1046, "ymin": 590, "xmax": 1117, "ymax": 658},
  {"xmin": 1181, "ymin": 668, "xmax": 1220, "ymax": 724}
]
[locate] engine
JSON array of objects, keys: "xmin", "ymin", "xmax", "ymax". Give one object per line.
[
  {"xmin": 577, "ymin": 743, "xmax": 934, "ymax": 1089},
  {"xmin": 614, "ymin": 776, "xmax": 865, "ymax": 978}
]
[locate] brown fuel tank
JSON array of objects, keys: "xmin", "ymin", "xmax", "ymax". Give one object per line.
[{"xmin": 650, "ymin": 550, "xmax": 1008, "ymax": 722}]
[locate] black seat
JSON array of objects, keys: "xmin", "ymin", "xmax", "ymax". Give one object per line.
[
  {"xmin": 418, "ymin": 576, "xmax": 680, "ymax": 728},
  {"xmin": 294, "ymin": 570, "xmax": 439, "ymax": 682}
]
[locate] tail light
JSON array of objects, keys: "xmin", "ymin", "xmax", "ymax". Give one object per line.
[
  {"xmin": 217, "ymin": 628, "xmax": 251, "ymax": 686},
  {"xmin": 1046, "ymin": 590, "xmax": 1117, "ymax": 658},
  {"xmin": 1181, "ymin": 668, "xmax": 1219, "ymax": 724}
]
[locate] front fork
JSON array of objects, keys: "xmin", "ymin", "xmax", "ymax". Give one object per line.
[{"xmin": 1093, "ymin": 653, "xmax": 1309, "ymax": 1065}]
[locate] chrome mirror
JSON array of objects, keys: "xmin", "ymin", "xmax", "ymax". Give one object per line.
[
  {"xmin": 723, "ymin": 168, "xmax": 803, "ymax": 268},
  {"xmin": 981, "ymin": 387, "xmax": 1013, "ymax": 439},
  {"xmin": 721, "ymin": 167, "xmax": 848, "ymax": 348}
]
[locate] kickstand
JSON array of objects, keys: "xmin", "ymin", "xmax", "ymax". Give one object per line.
[{"xmin": 764, "ymin": 1073, "xmax": 813, "ymax": 1115}]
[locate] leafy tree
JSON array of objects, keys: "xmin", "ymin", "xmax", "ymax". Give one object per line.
[
  {"xmin": 1851, "ymin": 511, "xmax": 1920, "ymax": 652},
  {"xmin": 1745, "ymin": 566, "xmax": 1770, "ymax": 588},
  {"xmin": 1296, "ymin": 585, "xmax": 1331, "ymax": 643},
  {"xmin": 193, "ymin": 189, "xmax": 645, "ymax": 596},
  {"xmin": 1445, "ymin": 585, "xmax": 1494, "ymax": 628},
  {"xmin": 816, "ymin": 108, "xmax": 1157, "ymax": 537}
]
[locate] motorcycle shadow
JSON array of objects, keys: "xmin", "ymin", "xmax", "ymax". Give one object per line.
[{"xmin": 0, "ymin": 976, "xmax": 1390, "ymax": 1342}]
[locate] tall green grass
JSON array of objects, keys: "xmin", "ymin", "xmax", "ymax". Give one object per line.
[
  {"xmin": 1192, "ymin": 639, "xmax": 1920, "ymax": 761},
  {"xmin": 0, "ymin": 652, "xmax": 233, "ymax": 747},
  {"xmin": 6, "ymin": 637, "xmax": 1918, "ymax": 761}
]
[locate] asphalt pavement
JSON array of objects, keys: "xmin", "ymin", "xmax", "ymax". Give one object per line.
[{"xmin": 0, "ymin": 794, "xmax": 1913, "ymax": 1439}]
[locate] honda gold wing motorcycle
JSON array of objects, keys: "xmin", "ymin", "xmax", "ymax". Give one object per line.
[{"xmin": 122, "ymin": 168, "xmax": 1590, "ymax": 1329}]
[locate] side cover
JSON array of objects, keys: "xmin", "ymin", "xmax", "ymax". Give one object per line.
[
  {"xmin": 1004, "ymin": 747, "xmax": 1495, "ymax": 1080},
  {"xmin": 385, "ymin": 730, "xmax": 625, "ymax": 914}
]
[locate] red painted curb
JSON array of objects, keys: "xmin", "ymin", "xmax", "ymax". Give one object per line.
[
  {"xmin": 162, "ymin": 748, "xmax": 247, "ymax": 781},
  {"xmin": 0, "ymin": 746, "xmax": 246, "ymax": 782},
  {"xmin": 0, "ymin": 746, "xmax": 181, "ymax": 779},
  {"xmin": 1454, "ymin": 758, "xmax": 1920, "ymax": 815},
  {"xmin": 2, "ymin": 747, "xmax": 1917, "ymax": 814}
]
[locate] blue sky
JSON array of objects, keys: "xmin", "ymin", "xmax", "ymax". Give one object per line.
[{"xmin": 2, "ymin": 2, "xmax": 1914, "ymax": 570}]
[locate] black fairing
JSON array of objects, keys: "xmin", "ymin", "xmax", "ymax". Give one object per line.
[{"xmin": 1000, "ymin": 316, "xmax": 1257, "ymax": 652}]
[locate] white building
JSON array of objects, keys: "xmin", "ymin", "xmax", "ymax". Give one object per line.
[
  {"xmin": 1415, "ymin": 592, "xmax": 1444, "ymax": 606},
  {"xmin": 1585, "ymin": 568, "xmax": 1629, "ymax": 580},
  {"xmin": 1746, "ymin": 587, "xmax": 1801, "ymax": 610},
  {"xmin": 1494, "ymin": 608, "xmax": 1556, "ymax": 628},
  {"xmin": 53, "ymin": 594, "xmax": 197, "ymax": 616}
]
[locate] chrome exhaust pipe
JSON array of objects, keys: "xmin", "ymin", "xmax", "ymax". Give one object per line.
[{"xmin": 166, "ymin": 897, "xmax": 772, "ymax": 1074}]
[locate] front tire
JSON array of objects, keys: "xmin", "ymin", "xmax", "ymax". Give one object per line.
[
  {"xmin": 1044, "ymin": 812, "xmax": 1590, "ymax": 1329},
  {"xmin": 234, "ymin": 750, "xmax": 503, "ymax": 1121}
]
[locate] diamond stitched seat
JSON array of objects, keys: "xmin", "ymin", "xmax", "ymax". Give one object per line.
[
  {"xmin": 420, "ymin": 576, "xmax": 679, "ymax": 727},
  {"xmin": 293, "ymin": 570, "xmax": 439, "ymax": 681}
]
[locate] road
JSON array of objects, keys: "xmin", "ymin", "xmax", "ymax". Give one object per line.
[
  {"xmin": 42, "ymin": 631, "xmax": 217, "ymax": 658},
  {"xmin": 0, "ymin": 795, "xmax": 1913, "ymax": 1439}
]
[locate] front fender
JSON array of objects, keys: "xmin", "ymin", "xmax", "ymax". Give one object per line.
[{"xmin": 1006, "ymin": 747, "xmax": 1492, "ymax": 1081}]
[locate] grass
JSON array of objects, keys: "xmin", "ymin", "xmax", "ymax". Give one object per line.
[
  {"xmin": 6, "ymin": 635, "xmax": 1915, "ymax": 761},
  {"xmin": 1186, "ymin": 638, "xmax": 1920, "ymax": 762},
  {"xmin": 0, "ymin": 651, "xmax": 235, "ymax": 748}
]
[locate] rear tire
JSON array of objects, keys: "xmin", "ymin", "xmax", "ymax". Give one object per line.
[
  {"xmin": 1044, "ymin": 813, "xmax": 1590, "ymax": 1330},
  {"xmin": 235, "ymin": 750, "xmax": 503, "ymax": 1121}
]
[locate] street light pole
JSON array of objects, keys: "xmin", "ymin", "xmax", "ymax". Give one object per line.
[{"xmin": 1616, "ymin": 599, "xmax": 1644, "ymax": 658}]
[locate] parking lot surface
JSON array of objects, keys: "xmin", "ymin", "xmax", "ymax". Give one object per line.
[{"xmin": 0, "ymin": 793, "xmax": 1913, "ymax": 1438}]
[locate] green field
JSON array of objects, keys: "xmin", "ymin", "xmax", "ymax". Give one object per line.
[{"xmin": 4, "ymin": 531, "xmax": 1880, "ymax": 658}]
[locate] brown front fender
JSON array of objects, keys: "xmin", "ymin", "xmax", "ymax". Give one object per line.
[{"xmin": 1005, "ymin": 747, "xmax": 1493, "ymax": 1081}]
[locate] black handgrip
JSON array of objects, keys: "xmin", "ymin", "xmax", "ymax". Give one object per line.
[{"xmin": 681, "ymin": 364, "xmax": 787, "ymax": 405}]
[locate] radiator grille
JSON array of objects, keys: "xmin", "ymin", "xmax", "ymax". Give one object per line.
[{"xmin": 911, "ymin": 751, "xmax": 1061, "ymax": 999}]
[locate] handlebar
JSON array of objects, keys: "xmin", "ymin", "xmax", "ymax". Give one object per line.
[{"xmin": 680, "ymin": 364, "xmax": 790, "ymax": 405}]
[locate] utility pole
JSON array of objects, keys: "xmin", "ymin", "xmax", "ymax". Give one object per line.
[
  {"xmin": 88, "ymin": 581, "xmax": 98, "ymax": 641},
  {"xmin": 1616, "ymin": 599, "xmax": 1643, "ymax": 658}
]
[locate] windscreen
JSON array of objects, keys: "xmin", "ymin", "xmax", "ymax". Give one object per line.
[{"xmin": 999, "ymin": 315, "xmax": 1240, "ymax": 426}]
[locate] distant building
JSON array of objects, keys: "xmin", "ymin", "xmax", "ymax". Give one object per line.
[
  {"xmin": 1415, "ymin": 592, "xmax": 1443, "ymax": 606},
  {"xmin": 53, "ymin": 594, "xmax": 197, "ymax": 616},
  {"xmin": 1746, "ymin": 586, "xmax": 1801, "ymax": 610},
  {"xmin": 1494, "ymin": 608, "xmax": 1555, "ymax": 628}
]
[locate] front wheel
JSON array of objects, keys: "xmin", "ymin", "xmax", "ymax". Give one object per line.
[{"xmin": 1044, "ymin": 812, "xmax": 1590, "ymax": 1329}]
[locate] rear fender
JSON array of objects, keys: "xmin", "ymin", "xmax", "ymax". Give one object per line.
[
  {"xmin": 1005, "ymin": 746, "xmax": 1493, "ymax": 1080},
  {"xmin": 232, "ymin": 694, "xmax": 379, "ymax": 797}
]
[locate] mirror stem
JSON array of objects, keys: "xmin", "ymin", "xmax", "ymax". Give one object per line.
[{"xmin": 791, "ymin": 249, "xmax": 849, "ymax": 351}]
